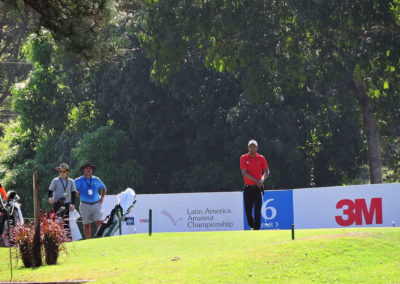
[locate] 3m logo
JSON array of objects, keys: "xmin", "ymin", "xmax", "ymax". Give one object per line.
[{"xmin": 335, "ymin": 198, "xmax": 383, "ymax": 226}]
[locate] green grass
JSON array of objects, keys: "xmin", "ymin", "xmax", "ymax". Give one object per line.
[{"xmin": 1, "ymin": 228, "xmax": 400, "ymax": 283}]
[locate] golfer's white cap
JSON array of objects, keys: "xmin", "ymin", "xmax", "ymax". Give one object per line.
[{"xmin": 248, "ymin": 140, "xmax": 258, "ymax": 147}]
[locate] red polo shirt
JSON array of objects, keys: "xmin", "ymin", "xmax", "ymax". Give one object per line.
[{"xmin": 240, "ymin": 153, "xmax": 268, "ymax": 185}]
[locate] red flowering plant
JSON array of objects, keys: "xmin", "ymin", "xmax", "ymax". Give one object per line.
[
  {"xmin": 11, "ymin": 211, "xmax": 70, "ymax": 267},
  {"xmin": 11, "ymin": 223, "xmax": 35, "ymax": 268},
  {"xmin": 41, "ymin": 212, "xmax": 69, "ymax": 265}
]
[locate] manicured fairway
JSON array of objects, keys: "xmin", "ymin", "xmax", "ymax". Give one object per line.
[{"xmin": 1, "ymin": 228, "xmax": 399, "ymax": 283}]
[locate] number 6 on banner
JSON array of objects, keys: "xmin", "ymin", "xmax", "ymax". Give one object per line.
[{"xmin": 262, "ymin": 198, "xmax": 277, "ymax": 220}]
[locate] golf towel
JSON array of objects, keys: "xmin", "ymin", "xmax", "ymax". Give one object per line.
[{"xmin": 69, "ymin": 209, "xmax": 82, "ymax": 241}]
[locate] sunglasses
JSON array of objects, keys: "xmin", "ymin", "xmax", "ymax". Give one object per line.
[{"xmin": 59, "ymin": 170, "xmax": 68, "ymax": 173}]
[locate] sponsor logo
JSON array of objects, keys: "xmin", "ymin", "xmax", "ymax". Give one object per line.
[
  {"xmin": 161, "ymin": 210, "xmax": 183, "ymax": 226},
  {"xmin": 335, "ymin": 198, "xmax": 383, "ymax": 226},
  {"xmin": 125, "ymin": 217, "xmax": 135, "ymax": 226},
  {"xmin": 139, "ymin": 218, "xmax": 149, "ymax": 223}
]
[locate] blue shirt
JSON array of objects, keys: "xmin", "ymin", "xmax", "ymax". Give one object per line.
[{"xmin": 74, "ymin": 175, "xmax": 106, "ymax": 203}]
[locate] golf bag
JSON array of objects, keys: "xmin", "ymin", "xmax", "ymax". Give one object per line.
[
  {"xmin": 0, "ymin": 190, "xmax": 24, "ymax": 247},
  {"xmin": 53, "ymin": 198, "xmax": 67, "ymax": 217},
  {"xmin": 0, "ymin": 203, "xmax": 7, "ymax": 245},
  {"xmin": 51, "ymin": 198, "xmax": 72, "ymax": 239},
  {"xmin": 95, "ymin": 188, "xmax": 136, "ymax": 238}
]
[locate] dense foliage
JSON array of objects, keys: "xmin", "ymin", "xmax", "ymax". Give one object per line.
[
  {"xmin": 138, "ymin": 0, "xmax": 400, "ymax": 184},
  {"xmin": 0, "ymin": 0, "xmax": 399, "ymax": 217}
]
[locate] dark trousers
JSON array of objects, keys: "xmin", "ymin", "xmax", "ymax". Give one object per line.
[{"xmin": 243, "ymin": 185, "xmax": 263, "ymax": 230}]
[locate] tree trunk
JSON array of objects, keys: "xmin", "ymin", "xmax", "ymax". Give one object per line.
[
  {"xmin": 352, "ymin": 81, "xmax": 382, "ymax": 184},
  {"xmin": 0, "ymin": 80, "xmax": 12, "ymax": 106}
]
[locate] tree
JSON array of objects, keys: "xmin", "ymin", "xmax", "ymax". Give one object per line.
[
  {"xmin": 2, "ymin": 0, "xmax": 115, "ymax": 58},
  {"xmin": 0, "ymin": 2, "xmax": 32, "ymax": 119},
  {"xmin": 290, "ymin": 0, "xmax": 400, "ymax": 183},
  {"xmin": 139, "ymin": 0, "xmax": 400, "ymax": 184},
  {"xmin": 0, "ymin": 4, "xmax": 140, "ymax": 216},
  {"xmin": 5, "ymin": 0, "xmax": 394, "ymax": 220}
]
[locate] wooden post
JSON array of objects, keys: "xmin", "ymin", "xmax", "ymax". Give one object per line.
[{"xmin": 32, "ymin": 169, "xmax": 42, "ymax": 267}]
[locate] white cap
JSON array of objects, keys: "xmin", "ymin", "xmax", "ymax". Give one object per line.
[{"xmin": 248, "ymin": 140, "xmax": 258, "ymax": 147}]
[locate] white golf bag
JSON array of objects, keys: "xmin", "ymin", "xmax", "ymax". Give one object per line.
[
  {"xmin": 0, "ymin": 191, "xmax": 24, "ymax": 247},
  {"xmin": 95, "ymin": 188, "xmax": 136, "ymax": 238}
]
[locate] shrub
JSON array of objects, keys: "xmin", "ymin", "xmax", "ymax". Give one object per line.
[
  {"xmin": 11, "ymin": 212, "xmax": 69, "ymax": 267},
  {"xmin": 11, "ymin": 223, "xmax": 35, "ymax": 268},
  {"xmin": 41, "ymin": 213, "xmax": 69, "ymax": 265}
]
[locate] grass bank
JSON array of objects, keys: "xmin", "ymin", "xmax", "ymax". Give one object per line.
[{"xmin": 1, "ymin": 228, "xmax": 399, "ymax": 283}]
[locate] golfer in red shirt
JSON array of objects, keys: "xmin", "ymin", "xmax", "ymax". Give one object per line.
[{"xmin": 240, "ymin": 139, "xmax": 270, "ymax": 230}]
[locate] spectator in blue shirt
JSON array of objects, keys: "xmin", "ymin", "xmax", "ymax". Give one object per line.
[{"xmin": 74, "ymin": 162, "xmax": 107, "ymax": 239}]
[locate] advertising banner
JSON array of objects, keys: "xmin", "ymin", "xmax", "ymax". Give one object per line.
[
  {"xmin": 243, "ymin": 190, "xmax": 294, "ymax": 230},
  {"xmin": 101, "ymin": 183, "xmax": 400, "ymax": 235},
  {"xmin": 293, "ymin": 183, "xmax": 400, "ymax": 229},
  {"xmin": 103, "ymin": 192, "xmax": 244, "ymax": 234}
]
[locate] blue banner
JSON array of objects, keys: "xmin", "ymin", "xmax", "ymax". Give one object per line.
[
  {"xmin": 243, "ymin": 190, "xmax": 294, "ymax": 230},
  {"xmin": 125, "ymin": 217, "xmax": 135, "ymax": 226}
]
